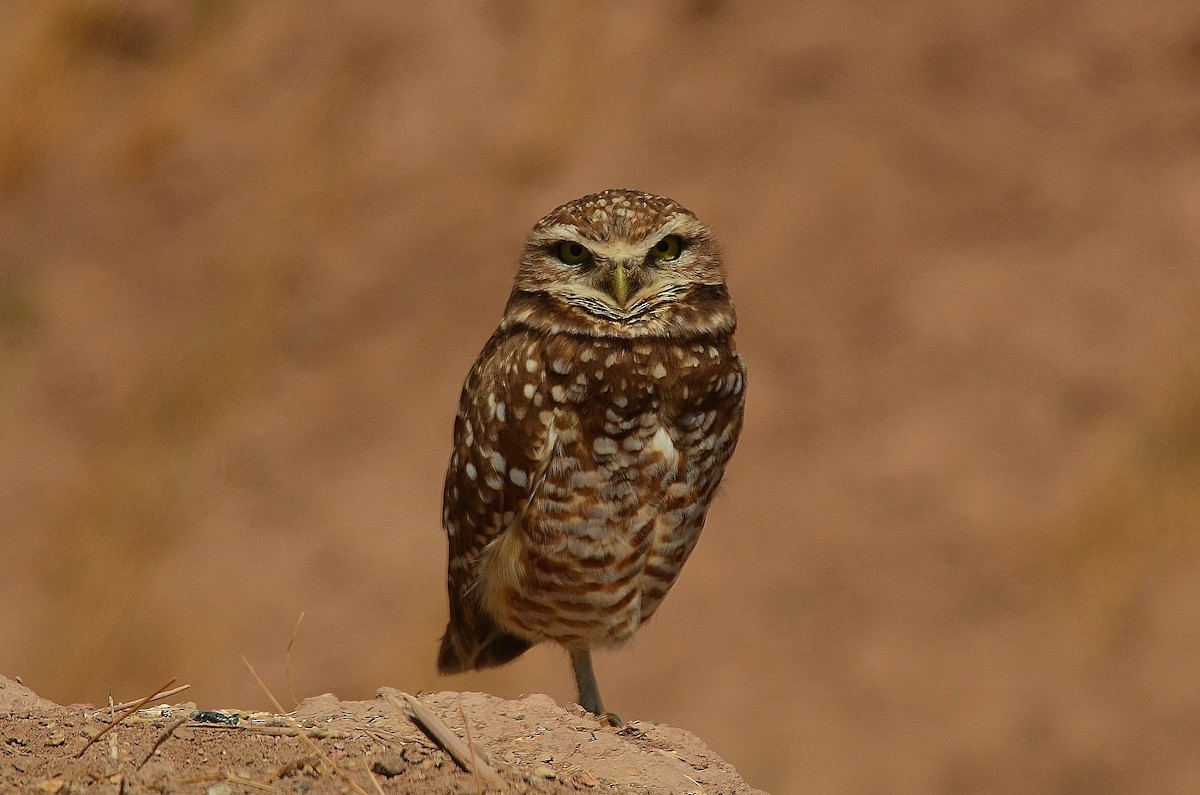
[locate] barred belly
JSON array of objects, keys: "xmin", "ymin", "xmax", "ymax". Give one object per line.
[{"xmin": 478, "ymin": 387, "xmax": 739, "ymax": 648}]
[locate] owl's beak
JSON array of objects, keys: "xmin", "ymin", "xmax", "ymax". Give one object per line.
[{"xmin": 610, "ymin": 261, "xmax": 630, "ymax": 307}]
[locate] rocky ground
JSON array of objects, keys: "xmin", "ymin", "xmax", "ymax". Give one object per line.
[{"xmin": 0, "ymin": 676, "xmax": 757, "ymax": 794}]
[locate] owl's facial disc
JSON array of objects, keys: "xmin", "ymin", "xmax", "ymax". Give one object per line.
[
  {"xmin": 571, "ymin": 253, "xmax": 656, "ymax": 311},
  {"xmin": 544, "ymin": 228, "xmax": 691, "ymax": 313},
  {"xmin": 506, "ymin": 189, "xmax": 734, "ymax": 338}
]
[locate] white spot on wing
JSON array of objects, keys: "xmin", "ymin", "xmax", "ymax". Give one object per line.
[
  {"xmin": 593, "ymin": 437, "xmax": 618, "ymax": 456},
  {"xmin": 646, "ymin": 426, "xmax": 678, "ymax": 464}
]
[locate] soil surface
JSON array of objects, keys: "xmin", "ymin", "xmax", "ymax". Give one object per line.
[{"xmin": 0, "ymin": 676, "xmax": 757, "ymax": 794}]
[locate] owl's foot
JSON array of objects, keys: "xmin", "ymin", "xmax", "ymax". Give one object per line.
[{"xmin": 570, "ymin": 648, "xmax": 622, "ymax": 725}]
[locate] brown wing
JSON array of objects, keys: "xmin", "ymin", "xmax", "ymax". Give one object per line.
[
  {"xmin": 437, "ymin": 327, "xmax": 552, "ymax": 672},
  {"xmin": 638, "ymin": 346, "xmax": 747, "ymax": 622}
]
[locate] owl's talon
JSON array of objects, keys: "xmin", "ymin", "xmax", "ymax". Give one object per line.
[{"xmin": 598, "ymin": 711, "xmax": 622, "ymax": 727}]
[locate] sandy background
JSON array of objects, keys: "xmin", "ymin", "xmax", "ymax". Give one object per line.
[{"xmin": 2, "ymin": 2, "xmax": 1200, "ymax": 792}]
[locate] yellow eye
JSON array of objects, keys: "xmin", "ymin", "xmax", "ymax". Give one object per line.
[
  {"xmin": 556, "ymin": 241, "xmax": 591, "ymax": 265},
  {"xmin": 649, "ymin": 235, "xmax": 682, "ymax": 261}
]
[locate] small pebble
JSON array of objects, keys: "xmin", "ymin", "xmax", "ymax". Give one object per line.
[{"xmin": 369, "ymin": 752, "xmax": 407, "ymax": 777}]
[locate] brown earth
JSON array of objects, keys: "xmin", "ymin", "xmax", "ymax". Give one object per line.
[
  {"xmin": 0, "ymin": 675, "xmax": 758, "ymax": 794},
  {"xmin": 3, "ymin": 2, "xmax": 1200, "ymax": 794}
]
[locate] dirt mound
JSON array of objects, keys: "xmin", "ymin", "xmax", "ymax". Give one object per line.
[{"xmin": 0, "ymin": 675, "xmax": 759, "ymax": 794}]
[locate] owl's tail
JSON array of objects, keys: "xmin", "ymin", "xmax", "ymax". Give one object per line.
[{"xmin": 437, "ymin": 613, "xmax": 533, "ymax": 674}]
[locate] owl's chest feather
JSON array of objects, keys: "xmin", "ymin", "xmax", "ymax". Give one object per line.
[
  {"xmin": 479, "ymin": 335, "xmax": 744, "ymax": 645},
  {"xmin": 530, "ymin": 336, "xmax": 744, "ymax": 524},
  {"xmin": 545, "ymin": 336, "xmax": 742, "ymax": 425}
]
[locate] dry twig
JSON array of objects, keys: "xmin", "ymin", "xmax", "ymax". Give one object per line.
[
  {"xmin": 106, "ymin": 684, "xmax": 191, "ymax": 713},
  {"xmin": 386, "ymin": 691, "xmax": 502, "ymax": 788}
]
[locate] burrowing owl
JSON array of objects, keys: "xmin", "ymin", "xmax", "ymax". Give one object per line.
[{"xmin": 437, "ymin": 189, "xmax": 746, "ymax": 721}]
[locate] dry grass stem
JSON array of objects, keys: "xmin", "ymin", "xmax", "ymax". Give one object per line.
[
  {"xmin": 75, "ymin": 678, "xmax": 177, "ymax": 759},
  {"xmin": 460, "ymin": 701, "xmax": 483, "ymax": 794},
  {"xmin": 240, "ymin": 655, "xmax": 371, "ymax": 795},
  {"xmin": 178, "ymin": 772, "xmax": 278, "ymax": 791},
  {"xmin": 285, "ymin": 611, "xmax": 305, "ymax": 707},
  {"xmin": 366, "ymin": 766, "xmax": 386, "ymax": 795},
  {"xmin": 191, "ymin": 724, "xmax": 356, "ymax": 739},
  {"xmin": 137, "ymin": 715, "xmax": 188, "ymax": 768}
]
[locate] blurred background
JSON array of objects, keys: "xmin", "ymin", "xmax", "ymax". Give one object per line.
[{"xmin": 2, "ymin": 2, "xmax": 1200, "ymax": 792}]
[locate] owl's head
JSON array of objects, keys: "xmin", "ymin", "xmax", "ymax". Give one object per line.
[{"xmin": 502, "ymin": 189, "xmax": 736, "ymax": 340}]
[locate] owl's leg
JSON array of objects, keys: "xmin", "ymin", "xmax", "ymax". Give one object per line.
[{"xmin": 569, "ymin": 648, "xmax": 621, "ymax": 726}]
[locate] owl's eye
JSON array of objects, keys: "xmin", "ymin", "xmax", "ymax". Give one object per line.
[
  {"xmin": 649, "ymin": 235, "xmax": 682, "ymax": 261},
  {"xmin": 555, "ymin": 241, "xmax": 592, "ymax": 265}
]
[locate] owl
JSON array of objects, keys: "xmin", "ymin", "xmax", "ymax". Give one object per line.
[{"xmin": 437, "ymin": 189, "xmax": 746, "ymax": 722}]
